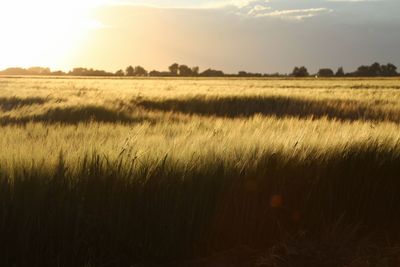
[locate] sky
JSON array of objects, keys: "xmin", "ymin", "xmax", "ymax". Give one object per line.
[{"xmin": 0, "ymin": 0, "xmax": 399, "ymax": 74}]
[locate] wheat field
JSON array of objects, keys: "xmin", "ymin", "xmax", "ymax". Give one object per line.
[{"xmin": 1, "ymin": 77, "xmax": 400, "ymax": 266}]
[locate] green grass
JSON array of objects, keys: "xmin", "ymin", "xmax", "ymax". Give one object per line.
[{"xmin": 1, "ymin": 77, "xmax": 400, "ymax": 266}]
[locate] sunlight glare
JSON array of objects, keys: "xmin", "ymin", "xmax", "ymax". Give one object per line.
[{"xmin": 0, "ymin": 0, "xmax": 108, "ymax": 70}]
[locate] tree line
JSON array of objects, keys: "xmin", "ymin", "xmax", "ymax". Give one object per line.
[{"xmin": 0, "ymin": 62, "xmax": 398, "ymax": 77}]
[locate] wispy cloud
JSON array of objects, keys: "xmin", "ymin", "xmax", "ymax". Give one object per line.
[
  {"xmin": 100, "ymin": 0, "xmax": 331, "ymax": 20},
  {"xmin": 228, "ymin": 0, "xmax": 272, "ymax": 16},
  {"xmin": 225, "ymin": 0, "xmax": 331, "ymax": 20},
  {"xmin": 255, "ymin": 8, "xmax": 332, "ymax": 20},
  {"xmin": 327, "ymin": 0, "xmax": 381, "ymax": 2}
]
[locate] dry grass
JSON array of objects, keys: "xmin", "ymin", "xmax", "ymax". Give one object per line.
[{"xmin": 1, "ymin": 77, "xmax": 400, "ymax": 266}]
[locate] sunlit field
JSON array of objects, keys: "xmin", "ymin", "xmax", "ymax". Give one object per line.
[{"xmin": 1, "ymin": 77, "xmax": 400, "ymax": 266}]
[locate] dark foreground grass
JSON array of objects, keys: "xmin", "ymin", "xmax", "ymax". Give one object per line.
[
  {"xmin": 0, "ymin": 96, "xmax": 49, "ymax": 111},
  {"xmin": 0, "ymin": 105, "xmax": 142, "ymax": 125},
  {"xmin": 137, "ymin": 95, "xmax": 400, "ymax": 123},
  {"xmin": 1, "ymin": 143, "xmax": 400, "ymax": 266}
]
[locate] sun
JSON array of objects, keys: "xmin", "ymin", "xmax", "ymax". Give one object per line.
[{"xmin": 0, "ymin": 0, "xmax": 107, "ymax": 70}]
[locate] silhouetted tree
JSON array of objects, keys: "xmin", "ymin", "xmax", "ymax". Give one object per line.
[
  {"xmin": 169, "ymin": 63, "xmax": 179, "ymax": 76},
  {"xmin": 149, "ymin": 70, "xmax": 173, "ymax": 77},
  {"xmin": 354, "ymin": 65, "xmax": 370, "ymax": 77},
  {"xmin": 0, "ymin": 68, "xmax": 30, "ymax": 75},
  {"xmin": 370, "ymin": 62, "xmax": 382, "ymax": 76},
  {"xmin": 126, "ymin": 66, "xmax": 134, "ymax": 76},
  {"xmin": 200, "ymin": 69, "xmax": 225, "ymax": 77},
  {"xmin": 178, "ymin": 65, "xmax": 193, "ymax": 76},
  {"xmin": 149, "ymin": 70, "xmax": 160, "ymax": 77},
  {"xmin": 291, "ymin": 66, "xmax": 309, "ymax": 77},
  {"xmin": 69, "ymin": 68, "xmax": 113, "ymax": 76},
  {"xmin": 317, "ymin": 68, "xmax": 334, "ymax": 77},
  {"xmin": 28, "ymin": 67, "xmax": 51, "ymax": 75},
  {"xmin": 381, "ymin": 63, "xmax": 397, "ymax": 76},
  {"xmin": 51, "ymin": 70, "xmax": 66, "ymax": 76},
  {"xmin": 134, "ymin": 66, "xmax": 148, "ymax": 76},
  {"xmin": 191, "ymin": 66, "xmax": 199, "ymax": 76},
  {"xmin": 335, "ymin": 67, "xmax": 345, "ymax": 77},
  {"xmin": 115, "ymin": 69, "xmax": 125, "ymax": 76},
  {"xmin": 0, "ymin": 67, "xmax": 53, "ymax": 75},
  {"xmin": 264, "ymin": 72, "xmax": 284, "ymax": 77},
  {"xmin": 3, "ymin": 62, "xmax": 397, "ymax": 78},
  {"xmin": 351, "ymin": 62, "xmax": 398, "ymax": 77},
  {"xmin": 238, "ymin": 71, "xmax": 262, "ymax": 77}
]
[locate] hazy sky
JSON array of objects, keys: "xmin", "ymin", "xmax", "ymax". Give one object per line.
[{"xmin": 1, "ymin": 0, "xmax": 399, "ymax": 73}]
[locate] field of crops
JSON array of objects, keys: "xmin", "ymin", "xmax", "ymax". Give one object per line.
[{"xmin": 1, "ymin": 77, "xmax": 400, "ymax": 266}]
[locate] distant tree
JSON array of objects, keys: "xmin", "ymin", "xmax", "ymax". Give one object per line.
[
  {"xmin": 238, "ymin": 71, "xmax": 248, "ymax": 77},
  {"xmin": 191, "ymin": 66, "xmax": 199, "ymax": 76},
  {"xmin": 317, "ymin": 68, "xmax": 334, "ymax": 77},
  {"xmin": 354, "ymin": 62, "xmax": 383, "ymax": 77},
  {"xmin": 69, "ymin": 68, "xmax": 113, "ymax": 76},
  {"xmin": 169, "ymin": 63, "xmax": 179, "ymax": 76},
  {"xmin": 115, "ymin": 69, "xmax": 125, "ymax": 76},
  {"xmin": 51, "ymin": 70, "xmax": 66, "ymax": 76},
  {"xmin": 133, "ymin": 66, "xmax": 148, "ymax": 76},
  {"xmin": 200, "ymin": 69, "xmax": 225, "ymax": 77},
  {"xmin": 28, "ymin": 67, "xmax": 51, "ymax": 75},
  {"xmin": 335, "ymin": 67, "xmax": 345, "ymax": 77},
  {"xmin": 264, "ymin": 72, "xmax": 283, "ymax": 77},
  {"xmin": 178, "ymin": 65, "xmax": 193, "ymax": 76},
  {"xmin": 354, "ymin": 65, "xmax": 370, "ymax": 77},
  {"xmin": 0, "ymin": 67, "xmax": 30, "ymax": 75},
  {"xmin": 291, "ymin": 66, "xmax": 309, "ymax": 77},
  {"xmin": 370, "ymin": 62, "xmax": 382, "ymax": 76},
  {"xmin": 70, "ymin": 68, "xmax": 84, "ymax": 75},
  {"xmin": 386, "ymin": 63, "xmax": 397, "ymax": 76},
  {"xmin": 149, "ymin": 70, "xmax": 173, "ymax": 77},
  {"xmin": 381, "ymin": 63, "xmax": 397, "ymax": 76},
  {"xmin": 149, "ymin": 70, "xmax": 160, "ymax": 77},
  {"xmin": 126, "ymin": 66, "xmax": 134, "ymax": 76},
  {"xmin": 0, "ymin": 67, "xmax": 54, "ymax": 75},
  {"xmin": 238, "ymin": 71, "xmax": 262, "ymax": 77}
]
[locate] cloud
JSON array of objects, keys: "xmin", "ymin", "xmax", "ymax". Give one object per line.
[
  {"xmin": 327, "ymin": 0, "xmax": 380, "ymax": 2},
  {"xmin": 100, "ymin": 0, "xmax": 331, "ymax": 21},
  {"xmin": 247, "ymin": 5, "xmax": 272, "ymax": 16},
  {"xmin": 205, "ymin": 0, "xmax": 267, "ymax": 9},
  {"xmin": 226, "ymin": 1, "xmax": 331, "ymax": 20},
  {"xmin": 256, "ymin": 7, "xmax": 332, "ymax": 20},
  {"xmin": 225, "ymin": 0, "xmax": 271, "ymax": 16}
]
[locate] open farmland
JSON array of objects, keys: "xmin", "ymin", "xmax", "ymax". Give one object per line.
[{"xmin": 1, "ymin": 77, "xmax": 400, "ymax": 266}]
